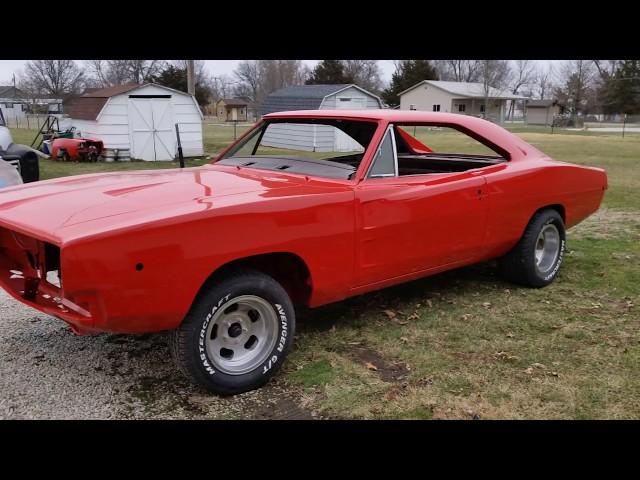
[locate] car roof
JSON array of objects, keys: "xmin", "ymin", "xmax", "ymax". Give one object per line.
[
  {"xmin": 263, "ymin": 110, "xmax": 537, "ymax": 161},
  {"xmin": 265, "ymin": 109, "xmax": 477, "ymax": 122}
]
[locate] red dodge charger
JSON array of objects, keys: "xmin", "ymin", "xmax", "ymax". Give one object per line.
[{"xmin": 0, "ymin": 110, "xmax": 607, "ymax": 394}]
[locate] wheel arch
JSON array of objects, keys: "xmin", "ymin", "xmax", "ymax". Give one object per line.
[
  {"xmin": 534, "ymin": 203, "xmax": 566, "ymax": 223},
  {"xmin": 197, "ymin": 252, "xmax": 313, "ymax": 308}
]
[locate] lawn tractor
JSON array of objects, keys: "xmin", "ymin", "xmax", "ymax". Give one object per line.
[
  {"xmin": 0, "ymin": 109, "xmax": 41, "ymax": 184},
  {"xmin": 50, "ymin": 137, "xmax": 104, "ymax": 162}
]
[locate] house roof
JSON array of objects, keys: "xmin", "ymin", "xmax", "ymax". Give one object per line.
[
  {"xmin": 0, "ymin": 86, "xmax": 27, "ymax": 99},
  {"xmin": 399, "ymin": 80, "xmax": 529, "ymax": 100},
  {"xmin": 260, "ymin": 84, "xmax": 376, "ymax": 116},
  {"xmin": 219, "ymin": 98, "xmax": 248, "ymax": 107},
  {"xmin": 526, "ymin": 99, "xmax": 561, "ymax": 107}
]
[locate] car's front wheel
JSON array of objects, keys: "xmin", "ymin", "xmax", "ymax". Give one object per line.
[
  {"xmin": 169, "ymin": 269, "xmax": 295, "ymax": 395},
  {"xmin": 498, "ymin": 208, "xmax": 566, "ymax": 287}
]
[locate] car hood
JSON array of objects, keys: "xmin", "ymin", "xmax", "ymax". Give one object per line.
[{"xmin": 0, "ymin": 165, "xmax": 307, "ymax": 244}]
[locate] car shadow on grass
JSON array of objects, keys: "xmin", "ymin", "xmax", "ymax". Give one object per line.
[{"xmin": 296, "ymin": 260, "xmax": 504, "ymax": 333}]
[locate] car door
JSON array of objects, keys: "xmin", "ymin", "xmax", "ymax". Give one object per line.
[{"xmin": 354, "ymin": 125, "xmax": 489, "ymax": 287}]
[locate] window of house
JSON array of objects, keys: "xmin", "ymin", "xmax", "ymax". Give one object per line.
[
  {"xmin": 480, "ymin": 104, "xmax": 486, "ymax": 113},
  {"xmin": 409, "ymin": 104, "xmax": 416, "ymax": 111},
  {"xmin": 432, "ymin": 104, "xmax": 441, "ymax": 112},
  {"xmin": 458, "ymin": 104, "xmax": 466, "ymax": 112}
]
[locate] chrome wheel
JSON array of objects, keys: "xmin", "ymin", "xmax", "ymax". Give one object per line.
[
  {"xmin": 204, "ymin": 295, "xmax": 278, "ymax": 375},
  {"xmin": 534, "ymin": 224, "xmax": 560, "ymax": 274}
]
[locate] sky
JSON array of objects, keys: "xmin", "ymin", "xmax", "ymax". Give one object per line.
[{"xmin": 0, "ymin": 60, "xmax": 399, "ymax": 86}]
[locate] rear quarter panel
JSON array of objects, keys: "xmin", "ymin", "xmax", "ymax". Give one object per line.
[{"xmin": 483, "ymin": 157, "xmax": 607, "ymax": 259}]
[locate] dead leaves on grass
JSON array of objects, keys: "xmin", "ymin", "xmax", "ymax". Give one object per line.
[
  {"xmin": 523, "ymin": 362, "xmax": 560, "ymax": 378},
  {"xmin": 365, "ymin": 362, "xmax": 378, "ymax": 371}
]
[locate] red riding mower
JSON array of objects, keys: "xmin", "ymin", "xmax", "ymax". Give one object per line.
[{"xmin": 50, "ymin": 137, "xmax": 104, "ymax": 162}]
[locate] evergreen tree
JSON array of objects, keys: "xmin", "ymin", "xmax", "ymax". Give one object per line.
[
  {"xmin": 382, "ymin": 60, "xmax": 439, "ymax": 107},
  {"xmin": 152, "ymin": 64, "xmax": 210, "ymax": 107},
  {"xmin": 305, "ymin": 60, "xmax": 353, "ymax": 85},
  {"xmin": 605, "ymin": 60, "xmax": 640, "ymax": 114}
]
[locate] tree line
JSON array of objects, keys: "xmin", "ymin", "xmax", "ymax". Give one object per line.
[{"xmin": 14, "ymin": 59, "xmax": 640, "ymax": 115}]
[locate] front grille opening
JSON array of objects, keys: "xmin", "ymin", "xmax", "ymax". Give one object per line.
[{"xmin": 44, "ymin": 243, "xmax": 61, "ymax": 288}]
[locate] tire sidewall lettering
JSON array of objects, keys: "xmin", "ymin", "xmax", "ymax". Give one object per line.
[
  {"xmin": 540, "ymin": 218, "xmax": 565, "ymax": 282},
  {"xmin": 197, "ymin": 293, "xmax": 231, "ymax": 376}
]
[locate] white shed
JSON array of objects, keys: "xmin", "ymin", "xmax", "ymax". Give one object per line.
[
  {"xmin": 65, "ymin": 83, "xmax": 203, "ymax": 161},
  {"xmin": 258, "ymin": 84, "xmax": 382, "ymax": 152}
]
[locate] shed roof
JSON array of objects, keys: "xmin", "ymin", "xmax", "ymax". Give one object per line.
[
  {"xmin": 260, "ymin": 84, "xmax": 368, "ymax": 115},
  {"xmin": 67, "ymin": 83, "xmax": 141, "ymax": 120},
  {"xmin": 67, "ymin": 83, "xmax": 200, "ymax": 121},
  {"xmin": 219, "ymin": 98, "xmax": 248, "ymax": 107},
  {"xmin": 400, "ymin": 80, "xmax": 529, "ymax": 100}
]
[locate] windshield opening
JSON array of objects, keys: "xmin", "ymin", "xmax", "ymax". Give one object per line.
[{"xmin": 216, "ymin": 118, "xmax": 378, "ymax": 180}]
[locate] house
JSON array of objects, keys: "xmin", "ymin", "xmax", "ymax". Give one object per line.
[
  {"xmin": 259, "ymin": 84, "xmax": 383, "ymax": 152},
  {"xmin": 65, "ymin": 83, "xmax": 203, "ymax": 161},
  {"xmin": 398, "ymin": 80, "xmax": 528, "ymax": 123},
  {"xmin": 0, "ymin": 86, "xmax": 27, "ymax": 121},
  {"xmin": 526, "ymin": 99, "xmax": 565, "ymax": 126},
  {"xmin": 0, "ymin": 86, "xmax": 63, "ymax": 118},
  {"xmin": 215, "ymin": 98, "xmax": 248, "ymax": 122}
]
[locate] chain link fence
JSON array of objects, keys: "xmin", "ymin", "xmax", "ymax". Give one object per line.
[
  {"xmin": 1, "ymin": 113, "xmax": 54, "ymax": 130},
  {"xmin": 551, "ymin": 113, "xmax": 640, "ymax": 136}
]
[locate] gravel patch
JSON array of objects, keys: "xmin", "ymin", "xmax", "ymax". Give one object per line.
[{"xmin": 0, "ymin": 290, "xmax": 316, "ymax": 419}]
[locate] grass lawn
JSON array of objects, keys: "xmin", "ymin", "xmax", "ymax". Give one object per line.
[{"xmin": 7, "ymin": 123, "xmax": 640, "ymax": 419}]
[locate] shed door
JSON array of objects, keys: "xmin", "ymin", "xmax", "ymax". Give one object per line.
[
  {"xmin": 334, "ymin": 96, "xmax": 366, "ymax": 151},
  {"xmin": 129, "ymin": 98, "xmax": 175, "ymax": 161}
]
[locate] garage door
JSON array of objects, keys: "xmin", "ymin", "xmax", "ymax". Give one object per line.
[
  {"xmin": 129, "ymin": 97, "xmax": 175, "ymax": 161},
  {"xmin": 334, "ymin": 96, "xmax": 366, "ymax": 151}
]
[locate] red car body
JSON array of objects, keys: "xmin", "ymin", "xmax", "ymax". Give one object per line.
[
  {"xmin": 50, "ymin": 137, "xmax": 104, "ymax": 162},
  {"xmin": 0, "ymin": 110, "xmax": 607, "ymax": 335}
]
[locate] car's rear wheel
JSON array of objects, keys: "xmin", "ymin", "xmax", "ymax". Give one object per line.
[
  {"xmin": 169, "ymin": 269, "xmax": 295, "ymax": 395},
  {"xmin": 498, "ymin": 209, "xmax": 566, "ymax": 287}
]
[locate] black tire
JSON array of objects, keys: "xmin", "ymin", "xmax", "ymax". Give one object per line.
[
  {"xmin": 61, "ymin": 150, "xmax": 70, "ymax": 162},
  {"xmin": 498, "ymin": 209, "xmax": 566, "ymax": 288},
  {"xmin": 169, "ymin": 269, "xmax": 295, "ymax": 395}
]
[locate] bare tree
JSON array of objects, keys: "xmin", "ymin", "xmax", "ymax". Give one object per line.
[
  {"xmin": 592, "ymin": 60, "xmax": 619, "ymax": 79},
  {"xmin": 234, "ymin": 60, "xmax": 261, "ymax": 102},
  {"xmin": 506, "ymin": 60, "xmax": 536, "ymax": 120},
  {"xmin": 342, "ymin": 60, "xmax": 383, "ymax": 93},
  {"xmin": 19, "ymin": 60, "xmax": 84, "ymax": 97},
  {"xmin": 232, "ymin": 60, "xmax": 309, "ymax": 103},
  {"xmin": 478, "ymin": 60, "xmax": 511, "ymax": 120},
  {"xmin": 126, "ymin": 60, "xmax": 165, "ymax": 83},
  {"xmin": 533, "ymin": 62, "xmax": 555, "ymax": 100},
  {"xmin": 436, "ymin": 60, "xmax": 482, "ymax": 82},
  {"xmin": 211, "ymin": 75, "xmax": 235, "ymax": 102},
  {"xmin": 554, "ymin": 60, "xmax": 595, "ymax": 115},
  {"xmin": 83, "ymin": 60, "xmax": 166, "ymax": 87}
]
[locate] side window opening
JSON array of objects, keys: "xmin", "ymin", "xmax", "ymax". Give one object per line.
[
  {"xmin": 367, "ymin": 127, "xmax": 397, "ymax": 178},
  {"xmin": 379, "ymin": 124, "xmax": 507, "ymax": 178}
]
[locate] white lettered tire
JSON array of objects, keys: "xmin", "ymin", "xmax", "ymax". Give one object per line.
[
  {"xmin": 169, "ymin": 269, "xmax": 295, "ymax": 395},
  {"xmin": 498, "ymin": 209, "xmax": 566, "ymax": 288}
]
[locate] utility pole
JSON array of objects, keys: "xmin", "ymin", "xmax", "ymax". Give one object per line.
[{"xmin": 187, "ymin": 60, "xmax": 195, "ymax": 96}]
